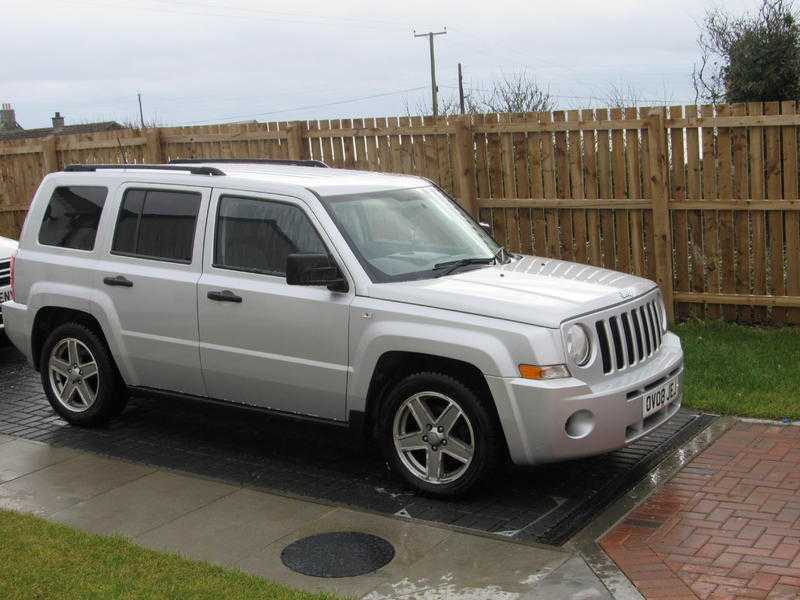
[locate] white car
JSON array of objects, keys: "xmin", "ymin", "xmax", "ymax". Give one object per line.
[
  {"xmin": 3, "ymin": 161, "xmax": 683, "ymax": 497},
  {"xmin": 0, "ymin": 235, "xmax": 17, "ymax": 330}
]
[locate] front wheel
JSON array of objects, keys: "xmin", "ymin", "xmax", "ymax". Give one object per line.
[{"xmin": 379, "ymin": 372, "xmax": 502, "ymax": 498}]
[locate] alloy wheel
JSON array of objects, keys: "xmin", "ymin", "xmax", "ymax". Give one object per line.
[
  {"xmin": 392, "ymin": 391, "xmax": 475, "ymax": 485},
  {"xmin": 48, "ymin": 338, "xmax": 99, "ymax": 412}
]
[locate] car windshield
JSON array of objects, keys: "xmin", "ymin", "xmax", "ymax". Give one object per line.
[{"xmin": 319, "ymin": 186, "xmax": 501, "ymax": 283}]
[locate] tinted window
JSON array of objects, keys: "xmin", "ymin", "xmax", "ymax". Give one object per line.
[
  {"xmin": 38, "ymin": 186, "xmax": 108, "ymax": 250},
  {"xmin": 214, "ymin": 196, "xmax": 326, "ymax": 276},
  {"xmin": 112, "ymin": 189, "xmax": 201, "ymax": 262}
]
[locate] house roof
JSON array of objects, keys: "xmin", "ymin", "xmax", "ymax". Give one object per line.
[{"xmin": 0, "ymin": 121, "xmax": 123, "ymax": 141}]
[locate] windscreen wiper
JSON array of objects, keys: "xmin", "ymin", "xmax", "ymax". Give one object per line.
[
  {"xmin": 433, "ymin": 257, "xmax": 494, "ymax": 277},
  {"xmin": 493, "ymin": 246, "xmax": 508, "ymax": 264}
]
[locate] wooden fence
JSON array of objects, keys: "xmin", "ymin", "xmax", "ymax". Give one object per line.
[{"xmin": 1, "ymin": 104, "xmax": 799, "ymax": 325}]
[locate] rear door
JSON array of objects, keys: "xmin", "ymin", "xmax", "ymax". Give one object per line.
[
  {"xmin": 92, "ymin": 183, "xmax": 210, "ymax": 396},
  {"xmin": 196, "ymin": 189, "xmax": 351, "ymax": 421}
]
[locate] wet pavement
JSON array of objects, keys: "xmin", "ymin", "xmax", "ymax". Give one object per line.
[{"xmin": 0, "ymin": 436, "xmax": 588, "ymax": 599}]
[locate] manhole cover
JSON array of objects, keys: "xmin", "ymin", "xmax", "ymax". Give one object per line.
[{"xmin": 281, "ymin": 532, "xmax": 395, "ymax": 578}]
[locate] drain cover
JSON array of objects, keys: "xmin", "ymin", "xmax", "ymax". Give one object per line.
[{"xmin": 281, "ymin": 532, "xmax": 395, "ymax": 578}]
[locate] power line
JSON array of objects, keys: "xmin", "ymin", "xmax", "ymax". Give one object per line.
[
  {"xmin": 439, "ymin": 84, "xmax": 679, "ymax": 105},
  {"xmin": 159, "ymin": 0, "xmax": 400, "ymax": 27},
  {"xmin": 180, "ymin": 85, "xmax": 429, "ymax": 125},
  {"xmin": 66, "ymin": 0, "xmax": 404, "ymax": 31}
]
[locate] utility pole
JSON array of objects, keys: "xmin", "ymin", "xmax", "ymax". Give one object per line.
[
  {"xmin": 458, "ymin": 62, "xmax": 465, "ymax": 115},
  {"xmin": 137, "ymin": 93, "xmax": 145, "ymax": 129},
  {"xmin": 413, "ymin": 28, "xmax": 447, "ymax": 117}
]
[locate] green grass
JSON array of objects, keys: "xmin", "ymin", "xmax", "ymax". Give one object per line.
[
  {"xmin": 675, "ymin": 320, "xmax": 800, "ymax": 420},
  {"xmin": 0, "ymin": 509, "xmax": 343, "ymax": 600}
]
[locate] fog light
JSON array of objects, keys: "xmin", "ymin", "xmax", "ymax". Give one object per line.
[{"xmin": 565, "ymin": 410, "xmax": 595, "ymax": 439}]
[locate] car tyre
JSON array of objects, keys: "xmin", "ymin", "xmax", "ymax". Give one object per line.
[
  {"xmin": 379, "ymin": 371, "xmax": 502, "ymax": 498},
  {"xmin": 39, "ymin": 322, "xmax": 124, "ymax": 426}
]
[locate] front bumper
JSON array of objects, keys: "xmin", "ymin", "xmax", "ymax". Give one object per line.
[{"xmin": 487, "ymin": 331, "xmax": 684, "ymax": 466}]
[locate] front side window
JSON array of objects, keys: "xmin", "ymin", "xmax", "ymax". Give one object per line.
[
  {"xmin": 112, "ymin": 189, "xmax": 201, "ymax": 263},
  {"xmin": 214, "ymin": 195, "xmax": 327, "ymax": 276},
  {"xmin": 320, "ymin": 186, "xmax": 500, "ymax": 282},
  {"xmin": 38, "ymin": 186, "xmax": 108, "ymax": 250}
]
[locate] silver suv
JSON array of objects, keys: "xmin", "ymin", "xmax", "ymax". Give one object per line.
[{"xmin": 3, "ymin": 161, "xmax": 683, "ymax": 497}]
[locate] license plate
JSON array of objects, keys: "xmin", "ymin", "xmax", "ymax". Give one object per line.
[{"xmin": 642, "ymin": 376, "xmax": 680, "ymax": 419}]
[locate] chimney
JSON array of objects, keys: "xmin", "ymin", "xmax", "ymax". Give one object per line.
[
  {"xmin": 51, "ymin": 111, "xmax": 65, "ymax": 130},
  {"xmin": 0, "ymin": 103, "xmax": 19, "ymax": 131}
]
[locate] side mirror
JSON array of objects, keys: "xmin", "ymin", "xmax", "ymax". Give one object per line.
[
  {"xmin": 479, "ymin": 222, "xmax": 493, "ymax": 236},
  {"xmin": 286, "ymin": 253, "xmax": 349, "ymax": 293}
]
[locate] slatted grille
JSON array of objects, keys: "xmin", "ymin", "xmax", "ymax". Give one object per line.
[
  {"xmin": 595, "ymin": 299, "xmax": 664, "ymax": 374},
  {"xmin": 0, "ymin": 259, "xmax": 10, "ymax": 287}
]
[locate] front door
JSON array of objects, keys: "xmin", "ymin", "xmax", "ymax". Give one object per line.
[{"xmin": 197, "ymin": 190, "xmax": 351, "ymax": 421}]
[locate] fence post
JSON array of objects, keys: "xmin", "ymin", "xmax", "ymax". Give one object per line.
[
  {"xmin": 454, "ymin": 116, "xmax": 479, "ymax": 217},
  {"xmin": 41, "ymin": 136, "xmax": 58, "ymax": 174},
  {"xmin": 144, "ymin": 128, "xmax": 163, "ymax": 163},
  {"xmin": 645, "ymin": 108, "xmax": 675, "ymax": 323},
  {"xmin": 286, "ymin": 122, "xmax": 308, "ymax": 161}
]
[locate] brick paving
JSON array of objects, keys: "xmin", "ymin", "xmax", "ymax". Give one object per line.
[{"xmin": 601, "ymin": 421, "xmax": 800, "ymax": 600}]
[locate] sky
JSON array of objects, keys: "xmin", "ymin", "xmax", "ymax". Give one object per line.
[{"xmin": 3, "ymin": 0, "xmax": 762, "ymax": 129}]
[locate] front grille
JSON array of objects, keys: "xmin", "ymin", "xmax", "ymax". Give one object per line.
[
  {"xmin": 0, "ymin": 259, "xmax": 9, "ymax": 287},
  {"xmin": 595, "ymin": 297, "xmax": 664, "ymax": 374}
]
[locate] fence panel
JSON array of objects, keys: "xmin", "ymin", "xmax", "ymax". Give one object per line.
[{"xmin": 1, "ymin": 105, "xmax": 799, "ymax": 324}]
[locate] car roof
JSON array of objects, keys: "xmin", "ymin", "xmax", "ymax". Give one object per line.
[{"xmin": 56, "ymin": 163, "xmax": 431, "ymax": 197}]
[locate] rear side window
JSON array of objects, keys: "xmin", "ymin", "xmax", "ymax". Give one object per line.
[
  {"xmin": 112, "ymin": 189, "xmax": 201, "ymax": 263},
  {"xmin": 214, "ymin": 196, "xmax": 326, "ymax": 276},
  {"xmin": 38, "ymin": 186, "xmax": 108, "ymax": 250}
]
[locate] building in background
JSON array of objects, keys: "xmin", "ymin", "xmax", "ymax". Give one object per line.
[{"xmin": 0, "ymin": 104, "xmax": 123, "ymax": 141}]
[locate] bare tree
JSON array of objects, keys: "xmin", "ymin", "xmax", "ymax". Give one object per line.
[
  {"xmin": 405, "ymin": 71, "xmax": 552, "ymax": 116},
  {"xmin": 604, "ymin": 83, "xmax": 644, "ymax": 108},
  {"xmin": 402, "ymin": 92, "xmax": 475, "ymax": 118},
  {"xmin": 477, "ymin": 72, "xmax": 553, "ymax": 113}
]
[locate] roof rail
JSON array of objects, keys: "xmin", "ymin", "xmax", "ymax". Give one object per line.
[
  {"xmin": 64, "ymin": 164, "xmax": 226, "ymax": 176},
  {"xmin": 169, "ymin": 158, "xmax": 329, "ymax": 168}
]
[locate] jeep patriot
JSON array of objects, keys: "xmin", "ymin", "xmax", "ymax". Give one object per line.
[{"xmin": 2, "ymin": 161, "xmax": 683, "ymax": 497}]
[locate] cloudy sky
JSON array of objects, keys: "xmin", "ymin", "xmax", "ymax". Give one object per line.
[{"xmin": 4, "ymin": 0, "xmax": 761, "ymax": 129}]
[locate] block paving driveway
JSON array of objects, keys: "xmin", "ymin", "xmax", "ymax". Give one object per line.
[
  {"xmin": 1, "ymin": 344, "xmax": 711, "ymax": 546},
  {"xmin": 602, "ymin": 421, "xmax": 800, "ymax": 600}
]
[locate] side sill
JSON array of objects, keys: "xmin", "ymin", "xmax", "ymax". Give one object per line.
[{"xmin": 128, "ymin": 386, "xmax": 351, "ymax": 429}]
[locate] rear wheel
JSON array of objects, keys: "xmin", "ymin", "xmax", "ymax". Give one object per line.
[
  {"xmin": 40, "ymin": 323, "xmax": 124, "ymax": 426},
  {"xmin": 380, "ymin": 372, "xmax": 501, "ymax": 498}
]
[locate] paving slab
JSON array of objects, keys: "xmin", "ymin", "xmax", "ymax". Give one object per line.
[
  {"xmin": 0, "ymin": 439, "xmax": 77, "ymax": 483},
  {"xmin": 50, "ymin": 470, "xmax": 237, "ymax": 537},
  {"xmin": 521, "ymin": 556, "xmax": 611, "ymax": 599},
  {"xmin": 363, "ymin": 532, "xmax": 567, "ymax": 600},
  {"xmin": 235, "ymin": 507, "xmax": 457, "ymax": 599},
  {"xmin": 0, "ymin": 454, "xmax": 155, "ymax": 516},
  {"xmin": 135, "ymin": 488, "xmax": 334, "ymax": 567},
  {"xmin": 0, "ymin": 434, "xmax": 13, "ymax": 445}
]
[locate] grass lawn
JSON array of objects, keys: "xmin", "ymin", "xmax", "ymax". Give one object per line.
[
  {"xmin": 675, "ymin": 320, "xmax": 800, "ymax": 420},
  {"xmin": 0, "ymin": 509, "xmax": 343, "ymax": 600}
]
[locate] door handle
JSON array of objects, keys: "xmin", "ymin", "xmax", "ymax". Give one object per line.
[
  {"xmin": 207, "ymin": 290, "xmax": 242, "ymax": 303},
  {"xmin": 103, "ymin": 275, "xmax": 133, "ymax": 287}
]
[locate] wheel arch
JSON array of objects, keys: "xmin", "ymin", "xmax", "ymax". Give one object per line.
[
  {"xmin": 31, "ymin": 307, "xmax": 125, "ymax": 385},
  {"xmin": 362, "ymin": 351, "xmax": 500, "ymax": 440}
]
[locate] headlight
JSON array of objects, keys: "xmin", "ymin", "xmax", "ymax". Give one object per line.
[
  {"xmin": 657, "ymin": 293, "xmax": 668, "ymax": 332},
  {"xmin": 565, "ymin": 324, "xmax": 591, "ymax": 366}
]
